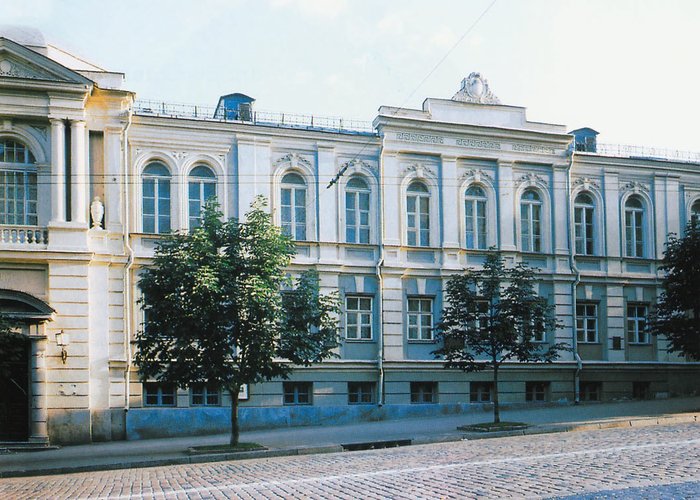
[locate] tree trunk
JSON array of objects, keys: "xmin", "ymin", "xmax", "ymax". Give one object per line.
[
  {"xmin": 229, "ymin": 384, "xmax": 240, "ymax": 447},
  {"xmin": 493, "ymin": 363, "xmax": 500, "ymax": 424}
]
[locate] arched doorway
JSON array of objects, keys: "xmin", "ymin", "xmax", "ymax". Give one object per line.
[{"xmin": 0, "ymin": 290, "xmax": 54, "ymax": 442}]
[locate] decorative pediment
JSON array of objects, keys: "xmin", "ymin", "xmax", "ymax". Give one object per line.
[
  {"xmin": 461, "ymin": 168, "xmax": 493, "ymax": 184},
  {"xmin": 516, "ymin": 172, "xmax": 548, "ymax": 187},
  {"xmin": 339, "ymin": 158, "xmax": 377, "ymax": 176},
  {"xmin": 403, "ymin": 163, "xmax": 435, "ymax": 179},
  {"xmin": 275, "ymin": 152, "xmax": 312, "ymax": 169},
  {"xmin": 573, "ymin": 177, "xmax": 601, "ymax": 191},
  {"xmin": 621, "ymin": 180, "xmax": 649, "ymax": 194},
  {"xmin": 0, "ymin": 38, "xmax": 93, "ymax": 86}
]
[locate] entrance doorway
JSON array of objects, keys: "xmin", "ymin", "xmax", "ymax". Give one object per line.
[{"xmin": 0, "ymin": 334, "xmax": 29, "ymax": 441}]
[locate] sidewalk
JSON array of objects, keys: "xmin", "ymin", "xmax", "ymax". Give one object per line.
[{"xmin": 1, "ymin": 397, "xmax": 698, "ymax": 478}]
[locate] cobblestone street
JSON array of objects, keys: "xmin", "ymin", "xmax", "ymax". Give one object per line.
[{"xmin": 1, "ymin": 422, "xmax": 698, "ymax": 499}]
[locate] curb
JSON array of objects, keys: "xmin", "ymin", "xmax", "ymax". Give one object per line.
[{"xmin": 0, "ymin": 413, "xmax": 697, "ymax": 478}]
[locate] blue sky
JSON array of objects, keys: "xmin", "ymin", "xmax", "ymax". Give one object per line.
[{"xmin": 4, "ymin": 0, "xmax": 699, "ymax": 151}]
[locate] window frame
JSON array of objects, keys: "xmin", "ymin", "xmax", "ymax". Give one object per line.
[
  {"xmin": 464, "ymin": 185, "xmax": 488, "ymax": 250},
  {"xmin": 142, "ymin": 162, "xmax": 172, "ymax": 234},
  {"xmin": 626, "ymin": 303, "xmax": 649, "ymax": 344},
  {"xmin": 624, "ymin": 195, "xmax": 646, "ymax": 258},
  {"xmin": 407, "ymin": 296, "xmax": 434, "ymax": 342},
  {"xmin": 283, "ymin": 381, "xmax": 312, "ymax": 405},
  {"xmin": 406, "ymin": 181, "xmax": 431, "ymax": 247},
  {"xmin": 190, "ymin": 383, "xmax": 221, "ymax": 406},
  {"xmin": 525, "ymin": 381, "xmax": 549, "ymax": 402},
  {"xmin": 187, "ymin": 164, "xmax": 217, "ymax": 230},
  {"xmin": 348, "ymin": 382, "xmax": 376, "ymax": 405},
  {"xmin": 280, "ymin": 172, "xmax": 308, "ymax": 241},
  {"xmin": 345, "ymin": 176, "xmax": 371, "ymax": 244},
  {"xmin": 410, "ymin": 381, "xmax": 437, "ymax": 404},
  {"xmin": 0, "ymin": 138, "xmax": 38, "ymax": 227},
  {"xmin": 520, "ymin": 188, "xmax": 543, "ymax": 253},
  {"xmin": 143, "ymin": 382, "xmax": 176, "ymax": 407},
  {"xmin": 576, "ymin": 302, "xmax": 598, "ymax": 343},
  {"xmin": 470, "ymin": 382, "xmax": 493, "ymax": 403},
  {"xmin": 345, "ymin": 294, "xmax": 373, "ymax": 341},
  {"xmin": 574, "ymin": 192, "xmax": 595, "ymax": 256}
]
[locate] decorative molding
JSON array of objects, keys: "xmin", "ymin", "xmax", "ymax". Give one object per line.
[
  {"xmin": 276, "ymin": 152, "xmax": 312, "ymax": 169},
  {"xmin": 620, "ymin": 180, "xmax": 649, "ymax": 194},
  {"xmin": 30, "ymin": 125, "xmax": 48, "ymax": 140},
  {"xmin": 403, "ymin": 163, "xmax": 435, "ymax": 179},
  {"xmin": 461, "ymin": 168, "xmax": 493, "ymax": 184},
  {"xmin": 452, "ymin": 72, "xmax": 500, "ymax": 105},
  {"xmin": 339, "ymin": 158, "xmax": 377, "ymax": 176},
  {"xmin": 0, "ymin": 57, "xmax": 60, "ymax": 81},
  {"xmin": 171, "ymin": 151, "xmax": 188, "ymax": 160},
  {"xmin": 573, "ymin": 177, "xmax": 601, "ymax": 191},
  {"xmin": 516, "ymin": 172, "xmax": 548, "ymax": 187}
]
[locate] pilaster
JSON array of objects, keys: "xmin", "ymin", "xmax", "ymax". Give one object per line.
[
  {"xmin": 497, "ymin": 161, "xmax": 515, "ymax": 251},
  {"xmin": 70, "ymin": 120, "xmax": 88, "ymax": 224},
  {"xmin": 49, "ymin": 119, "xmax": 66, "ymax": 223}
]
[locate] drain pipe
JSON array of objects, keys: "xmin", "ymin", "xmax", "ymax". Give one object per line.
[
  {"xmin": 565, "ymin": 139, "xmax": 581, "ymax": 404},
  {"xmin": 121, "ymin": 106, "xmax": 134, "ymax": 416},
  {"xmin": 376, "ymin": 152, "xmax": 386, "ymax": 406}
]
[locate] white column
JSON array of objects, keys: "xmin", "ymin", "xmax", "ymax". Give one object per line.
[
  {"xmin": 50, "ymin": 119, "xmax": 66, "ymax": 223},
  {"xmin": 382, "ymin": 153, "xmax": 401, "ymax": 247},
  {"xmin": 70, "ymin": 120, "xmax": 88, "ymax": 224},
  {"xmin": 497, "ymin": 161, "xmax": 516, "ymax": 251},
  {"xmin": 104, "ymin": 127, "xmax": 123, "ymax": 231},
  {"xmin": 553, "ymin": 166, "xmax": 569, "ymax": 254},
  {"xmin": 441, "ymin": 155, "xmax": 459, "ymax": 248},
  {"xmin": 603, "ymin": 172, "xmax": 621, "ymax": 275},
  {"xmin": 317, "ymin": 145, "xmax": 337, "ymax": 244}
]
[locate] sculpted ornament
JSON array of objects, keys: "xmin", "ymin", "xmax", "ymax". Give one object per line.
[
  {"xmin": 516, "ymin": 172, "xmax": 548, "ymax": 187},
  {"xmin": 461, "ymin": 169, "xmax": 493, "ymax": 184},
  {"xmin": 621, "ymin": 181, "xmax": 649, "ymax": 194},
  {"xmin": 573, "ymin": 177, "xmax": 601, "ymax": 191},
  {"xmin": 276, "ymin": 152, "xmax": 312, "ymax": 169},
  {"xmin": 403, "ymin": 163, "xmax": 435, "ymax": 179},
  {"xmin": 339, "ymin": 159, "xmax": 377, "ymax": 177},
  {"xmin": 452, "ymin": 72, "xmax": 501, "ymax": 104}
]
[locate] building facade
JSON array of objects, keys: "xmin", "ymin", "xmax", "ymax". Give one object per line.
[{"xmin": 0, "ymin": 28, "xmax": 698, "ymax": 444}]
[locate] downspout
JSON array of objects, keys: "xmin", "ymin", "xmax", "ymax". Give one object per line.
[
  {"xmin": 122, "ymin": 105, "xmax": 134, "ymax": 414},
  {"xmin": 565, "ymin": 139, "xmax": 582, "ymax": 404},
  {"xmin": 376, "ymin": 150, "xmax": 385, "ymax": 406}
]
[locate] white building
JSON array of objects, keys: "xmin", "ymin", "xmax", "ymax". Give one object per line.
[{"xmin": 0, "ymin": 28, "xmax": 698, "ymax": 444}]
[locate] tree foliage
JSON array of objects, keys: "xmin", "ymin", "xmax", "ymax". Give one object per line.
[
  {"xmin": 649, "ymin": 222, "xmax": 700, "ymax": 361},
  {"xmin": 433, "ymin": 251, "xmax": 565, "ymax": 423},
  {"xmin": 135, "ymin": 198, "xmax": 340, "ymax": 445}
]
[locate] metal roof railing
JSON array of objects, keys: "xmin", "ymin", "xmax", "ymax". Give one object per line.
[
  {"xmin": 133, "ymin": 99, "xmax": 376, "ymax": 135},
  {"xmin": 595, "ymin": 143, "xmax": 700, "ymax": 164}
]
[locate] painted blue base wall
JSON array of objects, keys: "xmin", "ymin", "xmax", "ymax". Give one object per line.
[{"xmin": 125, "ymin": 403, "xmax": 496, "ymax": 440}]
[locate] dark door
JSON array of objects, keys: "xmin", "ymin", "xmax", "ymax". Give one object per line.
[{"xmin": 0, "ymin": 335, "xmax": 29, "ymax": 441}]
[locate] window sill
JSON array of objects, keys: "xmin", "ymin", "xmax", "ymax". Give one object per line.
[
  {"xmin": 407, "ymin": 339, "xmax": 436, "ymax": 344},
  {"xmin": 345, "ymin": 338, "xmax": 375, "ymax": 343}
]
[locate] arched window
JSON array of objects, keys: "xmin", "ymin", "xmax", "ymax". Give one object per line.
[
  {"xmin": 464, "ymin": 185, "xmax": 487, "ymax": 250},
  {"xmin": 281, "ymin": 172, "xmax": 307, "ymax": 241},
  {"xmin": 574, "ymin": 193, "xmax": 595, "ymax": 255},
  {"xmin": 0, "ymin": 138, "xmax": 37, "ymax": 226},
  {"xmin": 142, "ymin": 162, "xmax": 171, "ymax": 234},
  {"xmin": 345, "ymin": 176, "xmax": 370, "ymax": 244},
  {"xmin": 624, "ymin": 196, "xmax": 645, "ymax": 258},
  {"xmin": 520, "ymin": 189, "xmax": 542, "ymax": 252},
  {"xmin": 691, "ymin": 199, "xmax": 700, "ymax": 227},
  {"xmin": 406, "ymin": 181, "xmax": 430, "ymax": 247},
  {"xmin": 188, "ymin": 165, "xmax": 216, "ymax": 229}
]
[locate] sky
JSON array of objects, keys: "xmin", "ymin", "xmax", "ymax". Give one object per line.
[{"xmin": 3, "ymin": 0, "xmax": 699, "ymax": 151}]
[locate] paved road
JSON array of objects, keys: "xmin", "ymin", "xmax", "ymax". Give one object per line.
[{"xmin": 1, "ymin": 423, "xmax": 698, "ymax": 499}]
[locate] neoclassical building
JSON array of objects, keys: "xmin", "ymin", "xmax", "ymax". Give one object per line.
[{"xmin": 0, "ymin": 27, "xmax": 698, "ymax": 444}]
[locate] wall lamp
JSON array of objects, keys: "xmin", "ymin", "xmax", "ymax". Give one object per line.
[{"xmin": 55, "ymin": 329, "xmax": 69, "ymax": 364}]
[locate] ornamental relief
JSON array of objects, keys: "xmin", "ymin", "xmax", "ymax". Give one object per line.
[
  {"xmin": 0, "ymin": 57, "xmax": 60, "ymax": 81},
  {"xmin": 620, "ymin": 180, "xmax": 649, "ymax": 194},
  {"xmin": 516, "ymin": 172, "xmax": 548, "ymax": 187},
  {"xmin": 573, "ymin": 177, "xmax": 601, "ymax": 191},
  {"xmin": 338, "ymin": 158, "xmax": 378, "ymax": 177},
  {"xmin": 403, "ymin": 163, "xmax": 436, "ymax": 179},
  {"xmin": 461, "ymin": 168, "xmax": 494, "ymax": 184},
  {"xmin": 275, "ymin": 152, "xmax": 312, "ymax": 169}
]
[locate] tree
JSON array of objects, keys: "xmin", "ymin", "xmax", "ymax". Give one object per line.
[
  {"xmin": 135, "ymin": 198, "xmax": 340, "ymax": 446},
  {"xmin": 649, "ymin": 222, "xmax": 700, "ymax": 361},
  {"xmin": 433, "ymin": 251, "xmax": 565, "ymax": 423}
]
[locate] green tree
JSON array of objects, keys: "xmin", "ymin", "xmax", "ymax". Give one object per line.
[
  {"xmin": 433, "ymin": 251, "xmax": 565, "ymax": 423},
  {"xmin": 135, "ymin": 198, "xmax": 340, "ymax": 446},
  {"xmin": 649, "ymin": 222, "xmax": 700, "ymax": 361}
]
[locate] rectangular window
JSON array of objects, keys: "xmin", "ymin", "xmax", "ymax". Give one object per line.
[
  {"xmin": 283, "ymin": 382, "xmax": 312, "ymax": 405},
  {"xmin": 345, "ymin": 295, "xmax": 373, "ymax": 340},
  {"xmin": 574, "ymin": 205, "xmax": 594, "ymax": 255},
  {"xmin": 144, "ymin": 382, "xmax": 176, "ymax": 407},
  {"xmin": 345, "ymin": 190, "xmax": 370, "ymax": 244},
  {"xmin": 407, "ymin": 195, "xmax": 430, "ymax": 246},
  {"xmin": 627, "ymin": 304, "xmax": 649, "ymax": 344},
  {"xmin": 0, "ymin": 170, "xmax": 38, "ymax": 226},
  {"xmin": 579, "ymin": 381, "xmax": 602, "ymax": 402},
  {"xmin": 410, "ymin": 382, "xmax": 437, "ymax": 403},
  {"xmin": 190, "ymin": 383, "xmax": 221, "ymax": 406},
  {"xmin": 470, "ymin": 382, "xmax": 493, "ymax": 402},
  {"xmin": 348, "ymin": 382, "xmax": 376, "ymax": 404},
  {"xmin": 526, "ymin": 381, "xmax": 549, "ymax": 402},
  {"xmin": 576, "ymin": 303, "xmax": 598, "ymax": 343},
  {"xmin": 407, "ymin": 297, "xmax": 433, "ymax": 341}
]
